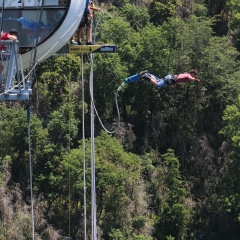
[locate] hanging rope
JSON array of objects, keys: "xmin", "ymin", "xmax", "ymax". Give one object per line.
[
  {"xmin": 89, "ymin": 52, "xmax": 97, "ymax": 240},
  {"xmin": 89, "ymin": 9, "xmax": 122, "ymax": 236},
  {"xmin": 26, "ymin": 103, "xmax": 35, "ymax": 240},
  {"xmin": 90, "ymin": 87, "xmax": 121, "ymax": 134},
  {"xmin": 81, "ymin": 53, "xmax": 87, "ymax": 240},
  {"xmin": 81, "ymin": 7, "xmax": 120, "ymax": 240},
  {"xmin": 26, "ymin": 3, "xmax": 45, "ymax": 238},
  {"xmin": 89, "ymin": 7, "xmax": 120, "ymax": 134},
  {"xmin": 88, "ymin": 8, "xmax": 104, "ymax": 238}
]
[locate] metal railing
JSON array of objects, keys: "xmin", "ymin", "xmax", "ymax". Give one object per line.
[{"xmin": 0, "ymin": 40, "xmax": 32, "ymax": 101}]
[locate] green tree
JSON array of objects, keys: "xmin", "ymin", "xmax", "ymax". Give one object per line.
[
  {"xmin": 120, "ymin": 3, "xmax": 150, "ymax": 31},
  {"xmin": 0, "ymin": 103, "xmax": 49, "ymax": 185},
  {"xmin": 34, "ymin": 54, "xmax": 81, "ymax": 120},
  {"xmin": 34, "ymin": 102, "xmax": 79, "ymax": 208},
  {"xmin": 226, "ymin": 0, "xmax": 240, "ymax": 50},
  {"xmin": 55, "ymin": 131, "xmax": 153, "ymax": 239},
  {"xmin": 144, "ymin": 149, "xmax": 190, "ymax": 239},
  {"xmin": 201, "ymin": 95, "xmax": 240, "ymax": 239},
  {"xmin": 149, "ymin": 0, "xmax": 179, "ymax": 25}
]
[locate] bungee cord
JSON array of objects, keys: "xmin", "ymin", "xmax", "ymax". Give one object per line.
[
  {"xmin": 88, "ymin": 7, "xmax": 107, "ymax": 240},
  {"xmin": 82, "ymin": 9, "xmax": 106, "ymax": 236},
  {"xmin": 88, "ymin": 7, "xmax": 120, "ymax": 134},
  {"xmin": 88, "ymin": 64, "xmax": 121, "ymax": 134}
]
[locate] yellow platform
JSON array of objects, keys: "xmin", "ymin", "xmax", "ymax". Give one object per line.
[{"xmin": 57, "ymin": 44, "xmax": 118, "ymax": 54}]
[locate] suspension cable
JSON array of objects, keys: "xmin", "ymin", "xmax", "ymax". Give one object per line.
[
  {"xmin": 26, "ymin": 4, "xmax": 45, "ymax": 238},
  {"xmin": 89, "ymin": 8, "xmax": 102, "ymax": 239},
  {"xmin": 82, "ymin": 53, "xmax": 87, "ymax": 240},
  {"xmin": 26, "ymin": 103, "xmax": 35, "ymax": 240},
  {"xmin": 81, "ymin": 7, "xmax": 120, "ymax": 239},
  {"xmin": 90, "ymin": 52, "xmax": 97, "ymax": 240}
]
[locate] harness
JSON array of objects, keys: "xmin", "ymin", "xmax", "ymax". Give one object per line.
[{"xmin": 163, "ymin": 75, "xmax": 177, "ymax": 85}]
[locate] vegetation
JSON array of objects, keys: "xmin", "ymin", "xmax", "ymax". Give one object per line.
[{"xmin": 1, "ymin": 0, "xmax": 240, "ymax": 239}]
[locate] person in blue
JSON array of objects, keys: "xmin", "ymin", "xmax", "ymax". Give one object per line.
[
  {"xmin": 125, "ymin": 70, "xmax": 199, "ymax": 88},
  {"xmin": 76, "ymin": 0, "xmax": 99, "ymax": 45}
]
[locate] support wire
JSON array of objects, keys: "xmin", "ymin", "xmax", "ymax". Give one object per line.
[
  {"xmin": 90, "ymin": 52, "xmax": 97, "ymax": 240},
  {"xmin": 82, "ymin": 53, "xmax": 87, "ymax": 240},
  {"xmin": 85, "ymin": 7, "xmax": 121, "ymax": 240},
  {"xmin": 26, "ymin": 103, "xmax": 35, "ymax": 240}
]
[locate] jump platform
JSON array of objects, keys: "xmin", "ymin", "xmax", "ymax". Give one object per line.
[{"xmin": 57, "ymin": 44, "xmax": 118, "ymax": 54}]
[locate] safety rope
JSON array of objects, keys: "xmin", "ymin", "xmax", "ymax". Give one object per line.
[
  {"xmin": 90, "ymin": 85, "xmax": 120, "ymax": 133},
  {"xmin": 88, "ymin": 8, "xmax": 106, "ymax": 240},
  {"xmin": 26, "ymin": 103, "xmax": 35, "ymax": 240},
  {"xmin": 26, "ymin": 3, "xmax": 45, "ymax": 237},
  {"xmin": 24, "ymin": 1, "xmax": 45, "ymax": 238},
  {"xmin": 89, "ymin": 52, "xmax": 97, "ymax": 240},
  {"xmin": 87, "ymin": 8, "xmax": 122, "ymax": 236},
  {"xmin": 82, "ymin": 53, "xmax": 87, "ymax": 240}
]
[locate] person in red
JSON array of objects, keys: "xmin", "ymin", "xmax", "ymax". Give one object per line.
[
  {"xmin": 139, "ymin": 69, "xmax": 200, "ymax": 88},
  {"xmin": 0, "ymin": 28, "xmax": 18, "ymax": 51}
]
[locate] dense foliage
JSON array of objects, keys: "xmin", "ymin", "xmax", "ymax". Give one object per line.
[{"xmin": 1, "ymin": 0, "xmax": 240, "ymax": 239}]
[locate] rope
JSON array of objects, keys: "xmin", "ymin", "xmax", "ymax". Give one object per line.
[
  {"xmin": 77, "ymin": 7, "xmax": 120, "ymax": 239},
  {"xmin": 89, "ymin": 8, "xmax": 120, "ymax": 134},
  {"xmin": 26, "ymin": 103, "xmax": 35, "ymax": 240},
  {"xmin": 88, "ymin": 10, "xmax": 122, "ymax": 235},
  {"xmin": 82, "ymin": 53, "xmax": 87, "ymax": 240},
  {"xmin": 90, "ymin": 52, "xmax": 97, "ymax": 240},
  {"xmin": 90, "ymin": 86, "xmax": 120, "ymax": 133},
  {"xmin": 89, "ymin": 9, "xmax": 104, "ymax": 238}
]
